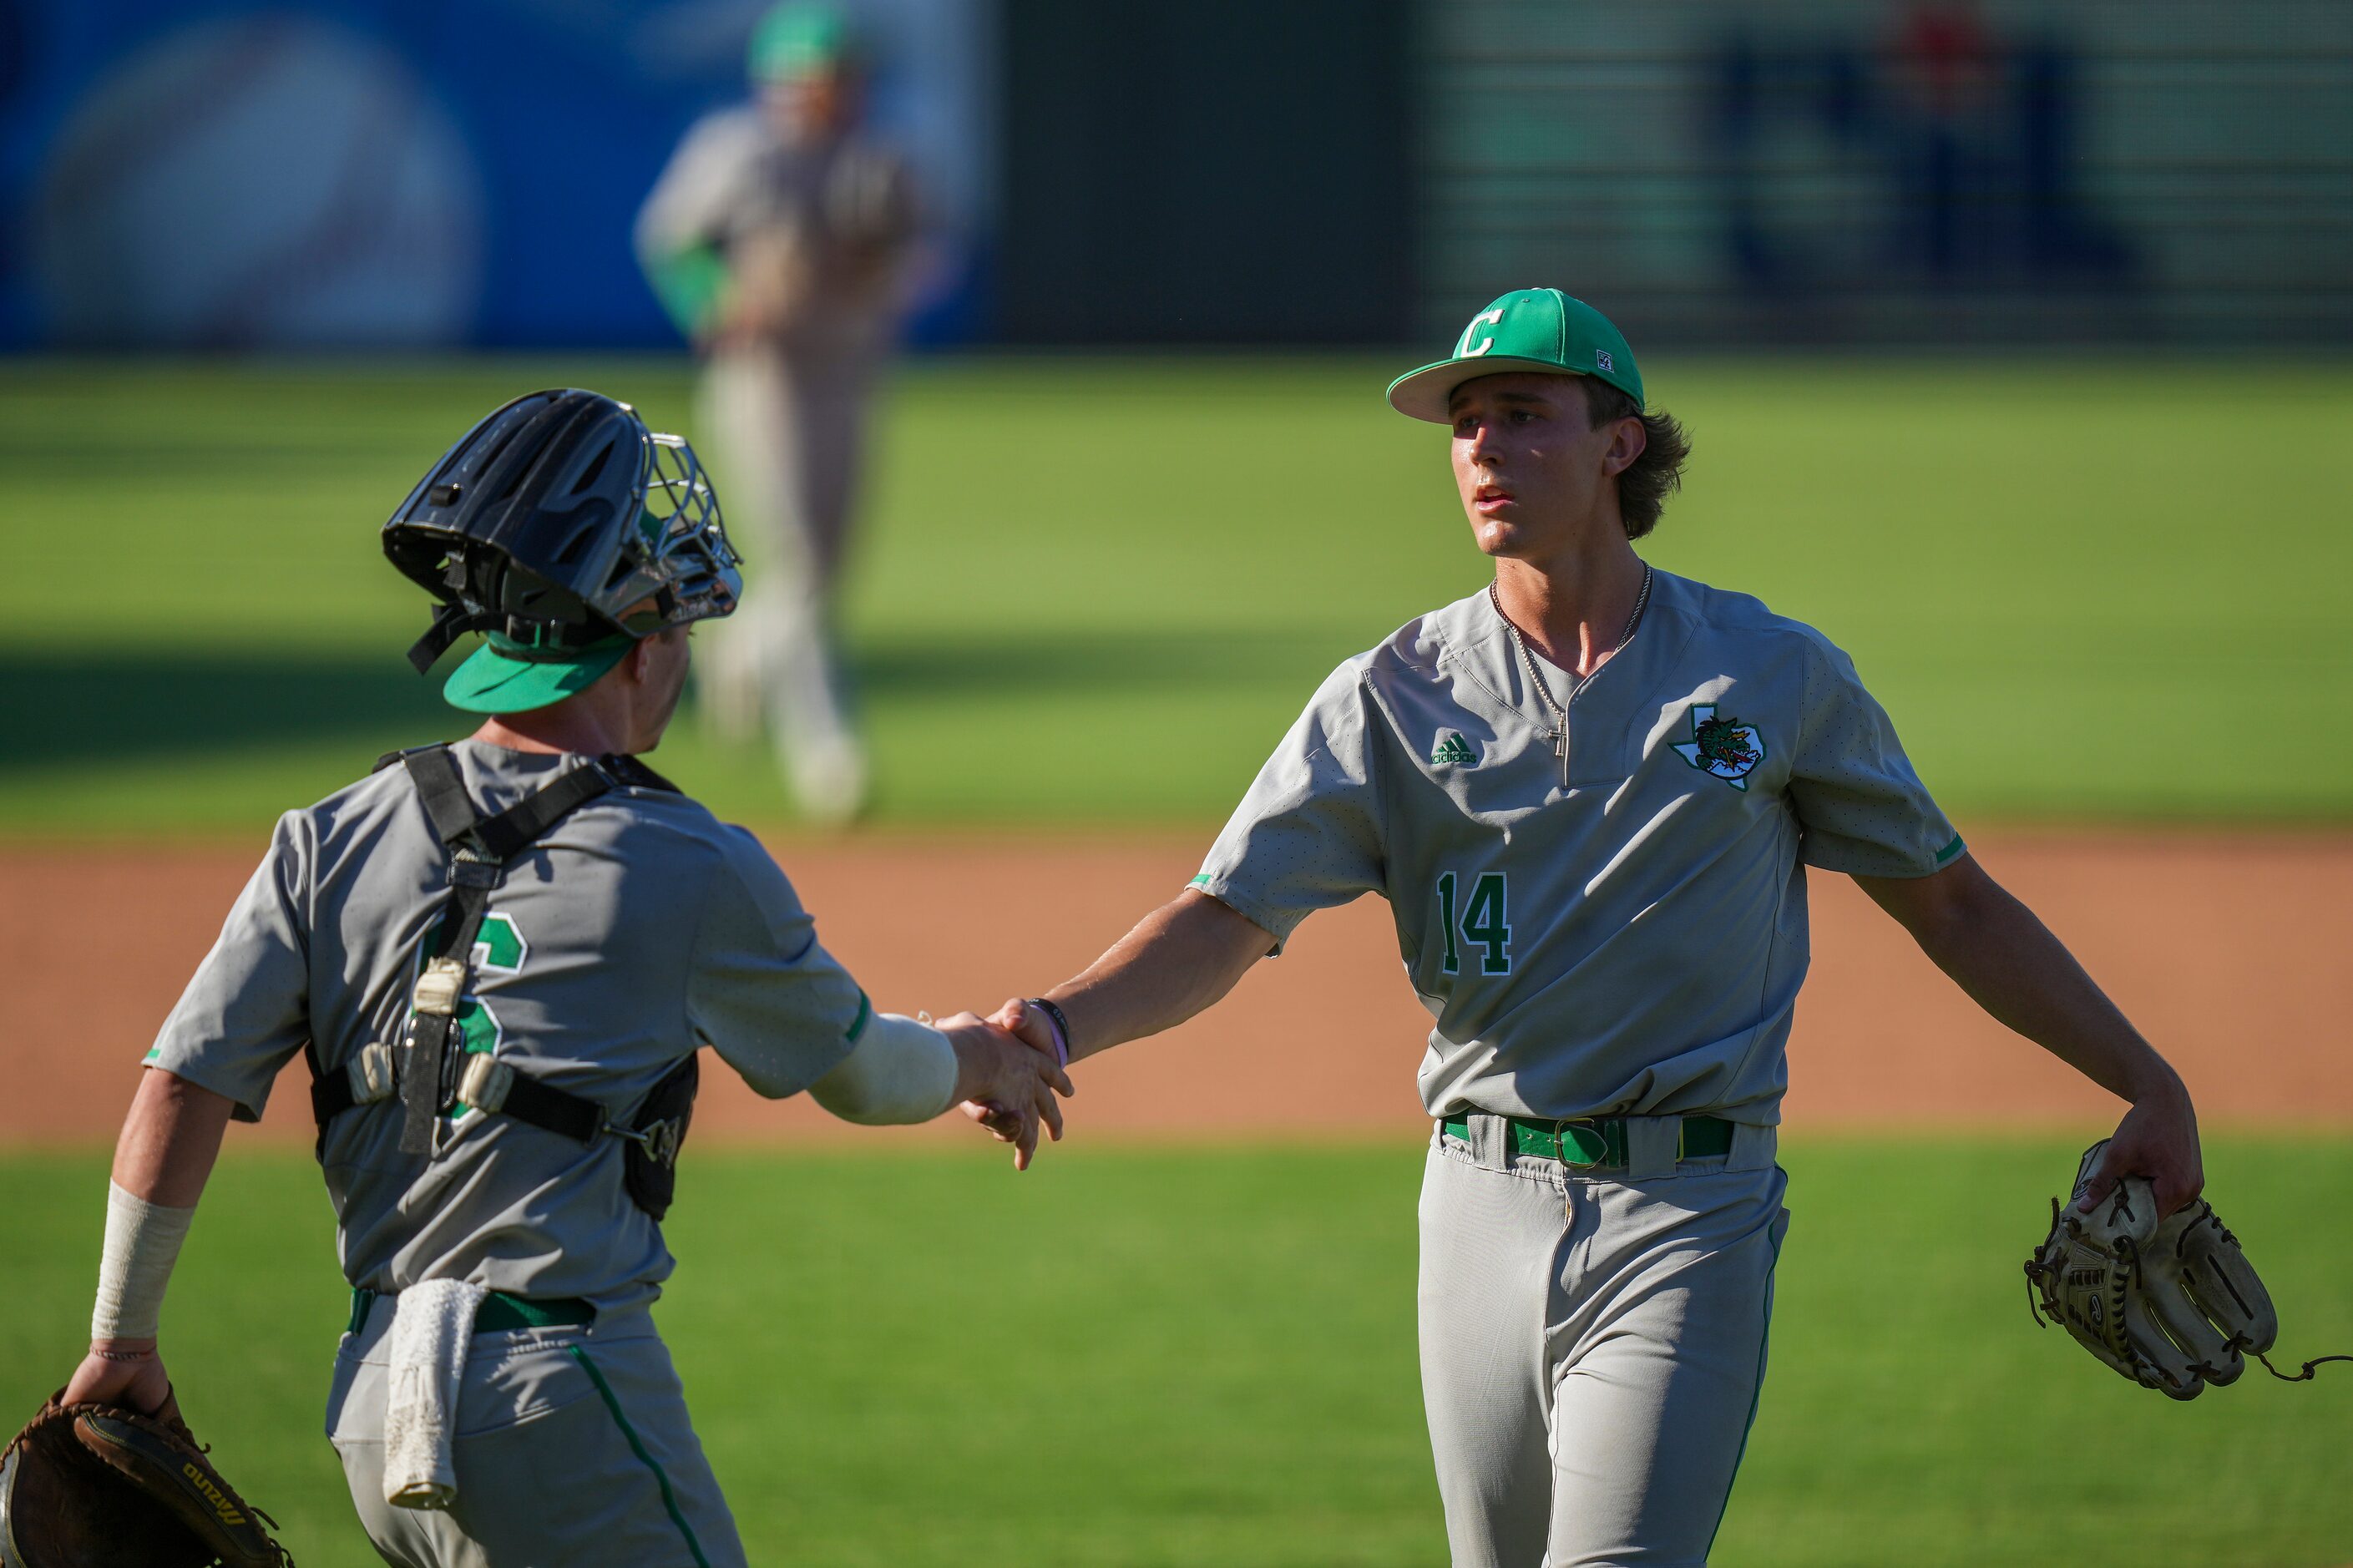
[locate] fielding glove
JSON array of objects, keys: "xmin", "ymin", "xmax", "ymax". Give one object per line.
[
  {"xmin": 0, "ymin": 1388, "xmax": 294, "ymax": 1566},
  {"xmin": 2025, "ymin": 1139, "xmax": 2350, "ymax": 1398}
]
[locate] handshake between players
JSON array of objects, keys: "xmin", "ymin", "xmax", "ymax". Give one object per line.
[{"xmin": 929, "ymin": 1009, "xmax": 1073, "ymax": 1170}]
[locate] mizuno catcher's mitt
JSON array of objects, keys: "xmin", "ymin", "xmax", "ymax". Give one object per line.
[
  {"xmin": 0, "ymin": 1391, "xmax": 293, "ymax": 1567},
  {"xmin": 2025, "ymin": 1140, "xmax": 2350, "ymax": 1399}
]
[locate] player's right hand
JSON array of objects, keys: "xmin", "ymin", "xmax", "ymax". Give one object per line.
[
  {"xmin": 938, "ymin": 1012, "xmax": 1073, "ymax": 1171},
  {"xmin": 61, "ymin": 1342, "xmax": 174, "ymax": 1417},
  {"xmin": 2078, "ymin": 1077, "xmax": 2204, "ymax": 1218}
]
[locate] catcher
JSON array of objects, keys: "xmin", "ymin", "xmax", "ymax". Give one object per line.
[{"xmin": 3, "ymin": 389, "xmax": 1065, "ymax": 1567}]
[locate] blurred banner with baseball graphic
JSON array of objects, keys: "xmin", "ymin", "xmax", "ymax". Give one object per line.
[{"xmin": 0, "ymin": 0, "xmax": 994, "ymax": 350}]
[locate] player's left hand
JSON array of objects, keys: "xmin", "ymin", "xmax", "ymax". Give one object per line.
[
  {"xmin": 61, "ymin": 1342, "xmax": 174, "ymax": 1418},
  {"xmin": 2078, "ymin": 1077, "xmax": 2203, "ymax": 1217}
]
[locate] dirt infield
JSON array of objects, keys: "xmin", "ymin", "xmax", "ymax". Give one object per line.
[{"xmin": 3, "ymin": 832, "xmax": 2348, "ymax": 1145}]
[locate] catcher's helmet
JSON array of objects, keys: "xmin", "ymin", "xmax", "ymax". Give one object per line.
[{"xmin": 383, "ymin": 390, "xmax": 741, "ymax": 713}]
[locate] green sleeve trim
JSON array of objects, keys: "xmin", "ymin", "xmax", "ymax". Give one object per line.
[
  {"xmin": 844, "ymin": 990, "xmax": 873, "ymax": 1045},
  {"xmin": 1933, "ymin": 833, "xmax": 1967, "ymax": 867},
  {"xmin": 566, "ymin": 1347, "xmax": 713, "ymax": 1568},
  {"xmin": 1188, "ymin": 873, "xmax": 1212, "ymax": 888},
  {"xmin": 644, "ymin": 243, "xmax": 726, "ymax": 338}
]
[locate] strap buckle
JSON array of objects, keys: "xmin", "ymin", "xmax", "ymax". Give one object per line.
[
  {"xmin": 458, "ymin": 1054, "xmax": 515, "ymax": 1115},
  {"xmin": 347, "ymin": 1041, "xmax": 397, "ymax": 1105},
  {"xmin": 448, "ymin": 854, "xmax": 500, "ymax": 890},
  {"xmin": 413, "ymin": 957, "xmax": 468, "ymax": 1018},
  {"xmin": 608, "ymin": 1116, "xmax": 684, "ymax": 1166}
]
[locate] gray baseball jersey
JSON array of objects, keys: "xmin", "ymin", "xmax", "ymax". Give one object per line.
[
  {"xmin": 635, "ymin": 107, "xmax": 916, "ymax": 361},
  {"xmin": 145, "ymin": 741, "xmax": 867, "ymax": 1312},
  {"xmin": 1192, "ymin": 568, "xmax": 1961, "ymax": 1124}
]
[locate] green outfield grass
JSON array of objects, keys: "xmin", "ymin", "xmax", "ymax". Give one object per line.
[
  {"xmin": 1, "ymin": 357, "xmax": 2348, "ymax": 834},
  {"xmin": 3, "ymin": 1137, "xmax": 2348, "ymax": 1565}
]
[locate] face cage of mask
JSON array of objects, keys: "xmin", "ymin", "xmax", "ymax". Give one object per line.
[{"xmin": 624, "ymin": 430, "xmax": 743, "ymax": 632}]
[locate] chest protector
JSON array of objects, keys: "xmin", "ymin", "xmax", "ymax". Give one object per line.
[{"xmin": 305, "ymin": 744, "xmax": 698, "ymax": 1221}]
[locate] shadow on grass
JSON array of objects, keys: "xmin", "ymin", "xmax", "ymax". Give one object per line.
[
  {"xmin": 853, "ymin": 626, "xmax": 1354, "ymax": 699},
  {"xmin": 1, "ymin": 647, "xmax": 454, "ymax": 771},
  {"xmin": 2, "ymin": 627, "xmax": 1358, "ymax": 771},
  {"xmin": 0, "ymin": 430, "xmax": 402, "ymax": 476}
]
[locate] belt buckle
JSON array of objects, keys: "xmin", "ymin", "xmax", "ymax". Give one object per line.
[{"xmin": 1553, "ymin": 1117, "xmax": 1607, "ymax": 1169}]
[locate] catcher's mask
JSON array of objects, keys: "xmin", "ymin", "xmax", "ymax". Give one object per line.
[{"xmin": 383, "ymin": 389, "xmax": 741, "ymax": 714}]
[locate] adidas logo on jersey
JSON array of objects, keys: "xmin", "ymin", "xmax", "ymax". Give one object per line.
[{"xmin": 1430, "ymin": 731, "xmax": 1480, "ymax": 767}]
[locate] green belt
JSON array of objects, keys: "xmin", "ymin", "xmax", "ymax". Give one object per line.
[
  {"xmin": 1438, "ymin": 1112, "xmax": 1736, "ymax": 1170},
  {"xmin": 347, "ymin": 1287, "xmax": 596, "ymax": 1338}
]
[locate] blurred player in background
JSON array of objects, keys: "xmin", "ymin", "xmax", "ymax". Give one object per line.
[{"xmin": 636, "ymin": 3, "xmax": 918, "ymax": 824}]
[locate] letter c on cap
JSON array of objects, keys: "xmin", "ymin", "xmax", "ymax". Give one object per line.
[{"xmin": 1457, "ymin": 309, "xmax": 1505, "ymax": 358}]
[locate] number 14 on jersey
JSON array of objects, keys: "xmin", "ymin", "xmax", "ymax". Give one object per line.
[{"xmin": 1437, "ymin": 872, "xmax": 1511, "ymax": 975}]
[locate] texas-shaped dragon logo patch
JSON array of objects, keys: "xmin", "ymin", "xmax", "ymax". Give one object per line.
[{"xmin": 1671, "ymin": 704, "xmax": 1766, "ymax": 791}]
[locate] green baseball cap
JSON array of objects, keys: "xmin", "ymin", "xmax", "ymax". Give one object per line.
[
  {"xmin": 1387, "ymin": 288, "xmax": 1642, "ymax": 422},
  {"xmin": 750, "ymin": 4, "xmax": 859, "ymax": 81},
  {"xmin": 443, "ymin": 630, "xmax": 635, "ymax": 716}
]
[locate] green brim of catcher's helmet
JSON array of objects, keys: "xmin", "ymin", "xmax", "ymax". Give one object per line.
[
  {"xmin": 1387, "ymin": 286, "xmax": 1643, "ymax": 422},
  {"xmin": 443, "ymin": 632, "xmax": 634, "ymax": 715}
]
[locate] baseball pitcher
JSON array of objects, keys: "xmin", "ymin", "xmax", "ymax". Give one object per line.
[
  {"xmin": 635, "ymin": 3, "xmax": 919, "ymax": 824},
  {"xmin": 989, "ymin": 290, "xmax": 2205, "ymax": 1565},
  {"xmin": 34, "ymin": 391, "xmax": 1065, "ymax": 1567}
]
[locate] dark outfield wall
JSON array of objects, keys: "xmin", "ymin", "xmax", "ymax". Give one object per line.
[{"xmin": 990, "ymin": 0, "xmax": 1415, "ymax": 346}]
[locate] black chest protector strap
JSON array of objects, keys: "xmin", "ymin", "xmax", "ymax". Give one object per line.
[
  {"xmin": 397, "ymin": 745, "xmax": 616, "ymax": 1155},
  {"xmin": 308, "ymin": 746, "xmax": 615, "ymax": 1150},
  {"xmin": 306, "ymin": 745, "xmax": 699, "ymax": 1216}
]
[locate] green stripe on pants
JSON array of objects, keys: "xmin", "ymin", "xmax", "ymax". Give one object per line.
[{"xmin": 567, "ymin": 1344, "xmax": 714, "ymax": 1568}]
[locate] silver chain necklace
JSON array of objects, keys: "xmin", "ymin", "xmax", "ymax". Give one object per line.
[{"xmin": 1492, "ymin": 564, "xmax": 1652, "ymax": 787}]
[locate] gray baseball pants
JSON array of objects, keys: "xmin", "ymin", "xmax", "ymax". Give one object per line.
[
  {"xmin": 327, "ymin": 1296, "xmax": 745, "ymax": 1568},
  {"xmin": 697, "ymin": 344, "xmax": 873, "ymax": 776},
  {"xmin": 1419, "ymin": 1115, "xmax": 1789, "ymax": 1567}
]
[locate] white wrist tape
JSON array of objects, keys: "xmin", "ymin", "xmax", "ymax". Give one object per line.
[
  {"xmin": 807, "ymin": 1013, "xmax": 959, "ymax": 1125},
  {"xmin": 93, "ymin": 1181, "xmax": 195, "ymax": 1342}
]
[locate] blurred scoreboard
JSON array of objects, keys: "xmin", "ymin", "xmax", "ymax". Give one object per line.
[{"xmin": 1417, "ymin": 0, "xmax": 2353, "ymax": 346}]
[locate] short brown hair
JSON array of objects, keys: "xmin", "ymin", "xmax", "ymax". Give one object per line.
[{"xmin": 1578, "ymin": 379, "xmax": 1691, "ymax": 539}]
